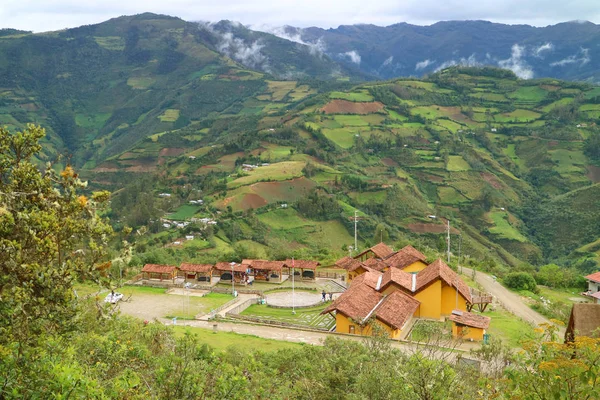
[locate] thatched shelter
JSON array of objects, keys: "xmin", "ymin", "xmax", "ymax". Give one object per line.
[{"xmin": 565, "ymin": 303, "xmax": 600, "ymax": 342}]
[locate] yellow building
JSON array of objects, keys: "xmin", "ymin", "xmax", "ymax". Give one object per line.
[
  {"xmin": 449, "ymin": 310, "xmax": 491, "ymax": 341},
  {"xmin": 324, "ymin": 257, "xmax": 477, "ymax": 338}
]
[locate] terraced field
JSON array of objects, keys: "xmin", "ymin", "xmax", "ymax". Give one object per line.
[{"xmin": 240, "ymin": 304, "xmax": 336, "ymax": 330}]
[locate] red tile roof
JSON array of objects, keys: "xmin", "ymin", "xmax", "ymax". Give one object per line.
[
  {"xmin": 285, "ymin": 259, "xmax": 320, "ymax": 270},
  {"xmin": 399, "ymin": 245, "xmax": 427, "ymax": 261},
  {"xmin": 363, "ymin": 242, "xmax": 395, "ymax": 258},
  {"xmin": 251, "ymin": 260, "xmax": 285, "ymax": 271},
  {"xmin": 142, "ymin": 264, "xmax": 177, "ymax": 274},
  {"xmin": 363, "ymin": 257, "xmax": 388, "ymax": 272},
  {"xmin": 380, "ymin": 267, "xmax": 413, "ymax": 292},
  {"xmin": 375, "ymin": 291, "xmax": 420, "ymax": 330},
  {"xmin": 585, "ymin": 271, "xmax": 600, "ymax": 283},
  {"xmin": 179, "ymin": 263, "xmax": 213, "ymax": 273},
  {"xmin": 416, "ymin": 259, "xmax": 472, "ymax": 303},
  {"xmin": 384, "ymin": 252, "xmax": 422, "ymax": 270},
  {"xmin": 449, "ymin": 310, "xmax": 491, "ymax": 329},
  {"xmin": 214, "ymin": 262, "xmax": 248, "ymax": 272},
  {"xmin": 335, "ymin": 256, "xmax": 365, "ymax": 272},
  {"xmin": 322, "ymin": 279, "xmax": 382, "ymax": 322}
]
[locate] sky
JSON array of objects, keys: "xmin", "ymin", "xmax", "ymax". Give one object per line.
[{"xmin": 2, "ymin": 0, "xmax": 599, "ymax": 32}]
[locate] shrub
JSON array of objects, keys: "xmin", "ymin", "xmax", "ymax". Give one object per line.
[{"xmin": 504, "ymin": 272, "xmax": 538, "ymax": 292}]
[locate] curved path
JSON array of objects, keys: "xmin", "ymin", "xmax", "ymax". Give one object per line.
[{"xmin": 461, "ymin": 267, "xmax": 553, "ymax": 327}]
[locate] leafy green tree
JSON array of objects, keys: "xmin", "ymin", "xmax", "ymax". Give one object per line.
[
  {"xmin": 503, "ymin": 271, "xmax": 538, "ymax": 292},
  {"xmin": 0, "ymin": 125, "xmax": 113, "ymax": 345}
]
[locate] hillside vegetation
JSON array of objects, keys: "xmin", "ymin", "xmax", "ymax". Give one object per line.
[{"xmin": 1, "ymin": 14, "xmax": 600, "ymax": 274}]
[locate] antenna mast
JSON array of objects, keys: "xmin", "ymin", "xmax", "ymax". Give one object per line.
[
  {"xmin": 354, "ymin": 210, "xmax": 358, "ymax": 253},
  {"xmin": 446, "ymin": 220, "xmax": 451, "ymax": 264}
]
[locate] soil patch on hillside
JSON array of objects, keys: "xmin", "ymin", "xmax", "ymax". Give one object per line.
[{"xmin": 321, "ymin": 100, "xmax": 384, "ymax": 114}]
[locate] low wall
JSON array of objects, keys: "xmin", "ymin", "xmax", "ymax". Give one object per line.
[
  {"xmin": 225, "ymin": 313, "xmax": 330, "ymax": 332},
  {"xmin": 224, "ymin": 298, "xmax": 259, "ymax": 316}
]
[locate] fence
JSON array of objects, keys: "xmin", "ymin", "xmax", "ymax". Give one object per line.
[{"xmin": 315, "ymin": 271, "xmax": 345, "ymax": 280}]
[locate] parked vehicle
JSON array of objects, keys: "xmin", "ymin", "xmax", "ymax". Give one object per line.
[{"xmin": 105, "ymin": 292, "xmax": 123, "ymax": 304}]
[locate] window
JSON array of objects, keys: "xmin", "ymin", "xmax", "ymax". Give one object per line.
[{"xmin": 349, "ymin": 325, "xmax": 355, "ymax": 334}]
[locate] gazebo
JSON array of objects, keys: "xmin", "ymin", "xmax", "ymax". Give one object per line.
[
  {"xmin": 285, "ymin": 259, "xmax": 320, "ymax": 280},
  {"xmin": 141, "ymin": 264, "xmax": 178, "ymax": 282},
  {"xmin": 179, "ymin": 263, "xmax": 213, "ymax": 283},
  {"xmin": 249, "ymin": 260, "xmax": 285, "ymax": 283},
  {"xmin": 214, "ymin": 262, "xmax": 248, "ymax": 283}
]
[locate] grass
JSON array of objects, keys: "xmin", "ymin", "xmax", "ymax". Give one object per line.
[
  {"xmin": 241, "ymin": 303, "xmax": 335, "ymax": 330},
  {"xmin": 94, "ymin": 36, "xmax": 125, "ymax": 50},
  {"xmin": 127, "ymin": 77, "xmax": 155, "ymax": 89},
  {"xmin": 496, "ymin": 109, "xmax": 541, "ymax": 123},
  {"xmin": 164, "ymin": 292, "xmax": 234, "ymax": 319},
  {"xmin": 485, "ymin": 308, "xmax": 536, "ymax": 348},
  {"xmin": 488, "ymin": 211, "xmax": 527, "ymax": 242},
  {"xmin": 507, "ymin": 86, "xmax": 548, "ymax": 103},
  {"xmin": 267, "ymin": 81, "xmax": 296, "ymax": 101},
  {"xmin": 227, "ymin": 161, "xmax": 306, "ymax": 189},
  {"xmin": 549, "ymin": 149, "xmax": 587, "ymax": 175},
  {"xmin": 172, "ymin": 326, "xmax": 307, "ymax": 352},
  {"xmin": 322, "ymin": 128, "xmax": 359, "ymax": 149},
  {"xmin": 158, "ymin": 109, "xmax": 180, "ymax": 122},
  {"xmin": 75, "ymin": 112, "xmax": 111, "ymax": 129},
  {"xmin": 438, "ymin": 186, "xmax": 469, "ymax": 205},
  {"xmin": 168, "ymin": 204, "xmax": 201, "ymax": 221},
  {"xmin": 333, "ymin": 115, "xmax": 370, "ymax": 126},
  {"xmin": 258, "ymin": 208, "xmax": 312, "ymax": 229},
  {"xmin": 446, "ymin": 155, "xmax": 471, "ymax": 171},
  {"xmin": 330, "ymin": 91, "xmax": 374, "ymax": 102}
]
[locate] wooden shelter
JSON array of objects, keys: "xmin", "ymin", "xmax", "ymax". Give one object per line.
[
  {"xmin": 248, "ymin": 260, "xmax": 285, "ymax": 282},
  {"xmin": 214, "ymin": 262, "xmax": 248, "ymax": 283},
  {"xmin": 285, "ymin": 259, "xmax": 320, "ymax": 280},
  {"xmin": 141, "ymin": 264, "xmax": 178, "ymax": 282},
  {"xmin": 565, "ymin": 303, "xmax": 600, "ymax": 343},
  {"xmin": 179, "ymin": 263, "xmax": 213, "ymax": 282}
]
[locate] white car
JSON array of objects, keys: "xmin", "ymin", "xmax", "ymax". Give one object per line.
[{"xmin": 105, "ymin": 292, "xmax": 124, "ymax": 304}]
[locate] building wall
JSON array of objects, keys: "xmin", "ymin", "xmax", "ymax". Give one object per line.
[
  {"xmin": 441, "ymin": 283, "xmax": 468, "ymax": 315},
  {"xmin": 335, "ymin": 313, "xmax": 401, "ymax": 339},
  {"xmin": 589, "ymin": 280, "xmax": 600, "ymax": 293},
  {"xmin": 348, "ymin": 267, "xmax": 367, "ymax": 282},
  {"xmin": 452, "ymin": 323, "xmax": 485, "ymax": 341},
  {"xmin": 403, "ymin": 261, "xmax": 428, "ymax": 273},
  {"xmin": 414, "ymin": 280, "xmax": 442, "ymax": 319}
]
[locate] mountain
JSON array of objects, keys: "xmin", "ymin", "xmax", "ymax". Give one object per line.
[
  {"xmin": 278, "ymin": 20, "xmax": 600, "ymax": 82},
  {"xmin": 94, "ymin": 64, "xmax": 600, "ymax": 272},
  {"xmin": 1, "ymin": 14, "xmax": 600, "ymax": 272},
  {"xmin": 0, "ymin": 13, "xmax": 356, "ymax": 165}
]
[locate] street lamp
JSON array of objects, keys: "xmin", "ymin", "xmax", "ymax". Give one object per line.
[{"xmin": 230, "ymin": 261, "xmax": 236, "ymax": 297}]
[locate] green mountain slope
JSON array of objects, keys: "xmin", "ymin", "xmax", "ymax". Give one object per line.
[
  {"xmin": 95, "ymin": 66, "xmax": 600, "ymax": 270},
  {"xmin": 0, "ymin": 13, "xmax": 354, "ymax": 166}
]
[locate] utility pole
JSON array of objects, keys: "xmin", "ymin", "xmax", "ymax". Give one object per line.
[
  {"xmin": 458, "ymin": 234, "xmax": 462, "ymax": 275},
  {"xmin": 446, "ymin": 220, "xmax": 451, "ymax": 264},
  {"xmin": 292, "ymin": 257, "xmax": 295, "ymax": 315},
  {"xmin": 354, "ymin": 210, "xmax": 358, "ymax": 253}
]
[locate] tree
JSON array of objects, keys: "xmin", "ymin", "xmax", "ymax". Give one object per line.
[
  {"xmin": 503, "ymin": 271, "xmax": 537, "ymax": 292},
  {"xmin": 373, "ymin": 223, "xmax": 390, "ymax": 243},
  {"xmin": 0, "ymin": 125, "xmax": 113, "ymax": 346}
]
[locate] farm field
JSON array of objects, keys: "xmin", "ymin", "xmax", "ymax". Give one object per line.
[
  {"xmin": 487, "ymin": 211, "xmax": 528, "ymax": 242},
  {"xmin": 168, "ymin": 204, "xmax": 201, "ymax": 221},
  {"xmin": 227, "ymin": 161, "xmax": 306, "ymax": 189},
  {"xmin": 240, "ymin": 303, "xmax": 336, "ymax": 330}
]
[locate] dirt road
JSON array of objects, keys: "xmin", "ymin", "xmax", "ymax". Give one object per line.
[{"xmin": 461, "ymin": 267, "xmax": 552, "ymax": 327}]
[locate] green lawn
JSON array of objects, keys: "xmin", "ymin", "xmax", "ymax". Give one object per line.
[
  {"xmin": 172, "ymin": 326, "xmax": 307, "ymax": 352},
  {"xmin": 322, "ymin": 127, "xmax": 359, "ymax": 149},
  {"xmin": 241, "ymin": 303, "xmax": 336, "ymax": 330},
  {"xmin": 158, "ymin": 109, "xmax": 180, "ymax": 122},
  {"xmin": 485, "ymin": 308, "xmax": 536, "ymax": 348},
  {"xmin": 168, "ymin": 204, "xmax": 201, "ymax": 221},
  {"xmin": 330, "ymin": 91, "xmax": 374, "ymax": 102},
  {"xmin": 334, "ymin": 115, "xmax": 370, "ymax": 126},
  {"xmin": 446, "ymin": 155, "xmax": 471, "ymax": 171},
  {"xmin": 507, "ymin": 86, "xmax": 548, "ymax": 103},
  {"xmin": 488, "ymin": 211, "xmax": 528, "ymax": 242}
]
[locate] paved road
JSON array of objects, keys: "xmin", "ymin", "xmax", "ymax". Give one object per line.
[{"xmin": 461, "ymin": 267, "xmax": 553, "ymax": 327}]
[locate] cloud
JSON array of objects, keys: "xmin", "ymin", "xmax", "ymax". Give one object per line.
[
  {"xmin": 550, "ymin": 47, "xmax": 590, "ymax": 67},
  {"xmin": 3, "ymin": 0, "xmax": 600, "ymax": 33},
  {"xmin": 340, "ymin": 50, "xmax": 361, "ymax": 64},
  {"xmin": 382, "ymin": 56, "xmax": 394, "ymax": 67},
  {"xmin": 533, "ymin": 42, "xmax": 553, "ymax": 57},
  {"xmin": 415, "ymin": 59, "xmax": 434, "ymax": 71},
  {"xmin": 435, "ymin": 54, "xmax": 480, "ymax": 71},
  {"xmin": 199, "ymin": 22, "xmax": 271, "ymax": 72},
  {"xmin": 498, "ymin": 44, "xmax": 533, "ymax": 79},
  {"xmin": 251, "ymin": 25, "xmax": 326, "ymax": 56}
]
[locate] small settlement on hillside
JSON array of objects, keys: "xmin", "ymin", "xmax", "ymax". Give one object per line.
[{"xmin": 327, "ymin": 243, "xmax": 491, "ymax": 341}]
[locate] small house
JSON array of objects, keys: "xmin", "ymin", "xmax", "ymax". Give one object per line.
[
  {"xmin": 141, "ymin": 264, "xmax": 178, "ymax": 282},
  {"xmin": 584, "ymin": 272, "xmax": 600, "ymax": 302},
  {"xmin": 565, "ymin": 303, "xmax": 600, "ymax": 342},
  {"xmin": 179, "ymin": 263, "xmax": 213, "ymax": 283},
  {"xmin": 449, "ymin": 310, "xmax": 491, "ymax": 341}
]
